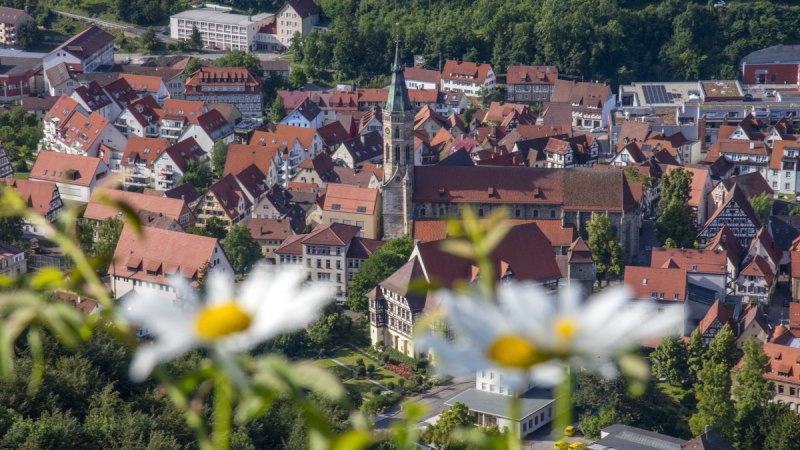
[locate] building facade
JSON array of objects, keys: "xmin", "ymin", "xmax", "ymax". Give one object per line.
[
  {"xmin": 184, "ymin": 67, "xmax": 263, "ymax": 118},
  {"xmin": 170, "ymin": 8, "xmax": 273, "ymax": 52}
]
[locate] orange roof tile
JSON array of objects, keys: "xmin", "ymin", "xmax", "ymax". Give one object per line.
[
  {"xmin": 623, "ymin": 266, "xmax": 687, "ymax": 302},
  {"xmin": 321, "ymin": 184, "xmax": 378, "ymax": 215},
  {"xmin": 698, "ymin": 299, "xmax": 732, "ymax": 335},
  {"xmin": 30, "ymin": 151, "xmax": 105, "ymax": 187},
  {"xmin": 119, "ymin": 73, "xmax": 163, "ymax": 94},
  {"xmin": 650, "ymin": 247, "xmax": 727, "ymax": 274},
  {"xmin": 84, "ymin": 188, "xmax": 188, "ymax": 222},
  {"xmin": 223, "ymin": 143, "xmax": 279, "ymax": 178}
]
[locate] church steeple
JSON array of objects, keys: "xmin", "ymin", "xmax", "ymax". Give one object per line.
[
  {"xmin": 385, "ymin": 39, "xmax": 412, "ymax": 113},
  {"xmin": 381, "ymin": 32, "xmax": 415, "ymax": 240}
]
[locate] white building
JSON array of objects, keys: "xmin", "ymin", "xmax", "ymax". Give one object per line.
[
  {"xmin": 170, "ymin": 7, "xmax": 273, "ymax": 53},
  {"xmin": 440, "ymin": 59, "xmax": 497, "ymax": 97},
  {"xmin": 43, "ymin": 26, "xmax": 115, "ymax": 92},
  {"xmin": 443, "ymin": 371, "xmax": 554, "ymax": 438},
  {"xmin": 29, "ymin": 151, "xmax": 109, "ymax": 202}
]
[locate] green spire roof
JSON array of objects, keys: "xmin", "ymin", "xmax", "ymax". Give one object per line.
[{"xmin": 385, "ymin": 41, "xmax": 412, "ymax": 113}]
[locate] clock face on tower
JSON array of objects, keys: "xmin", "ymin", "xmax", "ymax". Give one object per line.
[{"xmin": 384, "ymin": 126, "xmax": 391, "ymax": 135}]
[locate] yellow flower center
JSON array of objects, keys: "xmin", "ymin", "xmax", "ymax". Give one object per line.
[
  {"xmin": 194, "ymin": 302, "xmax": 252, "ymax": 339},
  {"xmin": 486, "ymin": 334, "xmax": 548, "ymax": 369},
  {"xmin": 553, "ymin": 317, "xmax": 579, "ymax": 341}
]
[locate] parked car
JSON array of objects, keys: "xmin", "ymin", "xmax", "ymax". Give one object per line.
[
  {"xmin": 564, "ymin": 426, "xmax": 576, "ymax": 437},
  {"xmin": 554, "ymin": 440, "xmax": 569, "ymax": 450}
]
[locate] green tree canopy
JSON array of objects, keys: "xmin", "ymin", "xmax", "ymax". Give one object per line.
[
  {"xmin": 211, "ymin": 140, "xmax": 229, "ymax": 179},
  {"xmin": 421, "ymin": 402, "xmax": 474, "ymax": 447},
  {"xmin": 734, "ymin": 338, "xmax": 772, "ymax": 418},
  {"xmin": 183, "ymin": 57, "xmax": 202, "ymax": 82},
  {"xmin": 269, "ymin": 95, "xmax": 288, "ymax": 124},
  {"xmin": 94, "ymin": 218, "xmax": 123, "ymax": 275},
  {"xmin": 223, "ymin": 224, "xmax": 262, "ymax": 274},
  {"xmin": 689, "ymin": 359, "xmax": 735, "ymax": 441},
  {"xmin": 190, "ymin": 26, "xmax": 203, "ymax": 50},
  {"xmin": 687, "ymin": 327, "xmax": 705, "ymax": 383},
  {"xmin": 659, "ymin": 167, "xmax": 693, "ymax": 215},
  {"xmin": 655, "ymin": 201, "xmax": 697, "ymax": 248},
  {"xmin": 0, "ymin": 216, "xmax": 23, "ymax": 245},
  {"xmin": 586, "ymin": 214, "xmax": 624, "ymax": 283},
  {"xmin": 212, "ymin": 51, "xmax": 261, "ymax": 74},
  {"xmin": 179, "ymin": 160, "xmax": 213, "ymax": 193},
  {"xmin": 749, "ymin": 192, "xmax": 773, "ymax": 225},
  {"xmin": 651, "ymin": 336, "xmax": 689, "ymax": 386},
  {"xmin": 204, "ymin": 216, "xmax": 228, "ymax": 241},
  {"xmin": 346, "ymin": 236, "xmax": 414, "ymax": 313},
  {"xmin": 138, "ymin": 26, "xmax": 159, "ymax": 53},
  {"xmin": 707, "ymin": 323, "xmax": 740, "ymax": 372}
]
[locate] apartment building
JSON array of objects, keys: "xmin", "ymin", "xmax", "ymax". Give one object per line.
[
  {"xmin": 184, "ymin": 67, "xmax": 263, "ymax": 118},
  {"xmin": 170, "ymin": 7, "xmax": 273, "ymax": 53},
  {"xmin": 440, "ymin": 60, "xmax": 496, "ymax": 97},
  {"xmin": 506, "ymin": 65, "xmax": 558, "ymax": 103},
  {"xmin": 43, "ymin": 26, "xmax": 115, "ymax": 92},
  {"xmin": 275, "ymin": 222, "xmax": 383, "ymax": 301},
  {"xmin": 273, "ymin": 0, "xmax": 321, "ymax": 47},
  {"xmin": 0, "ymin": 7, "xmax": 32, "ymax": 47}
]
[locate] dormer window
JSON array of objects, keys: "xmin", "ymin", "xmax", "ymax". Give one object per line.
[{"xmin": 642, "ymin": 277, "xmax": 648, "ymax": 285}]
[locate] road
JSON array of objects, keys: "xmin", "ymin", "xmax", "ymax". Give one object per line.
[
  {"xmin": 373, "ymin": 377, "xmax": 474, "ymax": 430},
  {"xmin": 52, "ymin": 10, "xmax": 175, "ymax": 43}
]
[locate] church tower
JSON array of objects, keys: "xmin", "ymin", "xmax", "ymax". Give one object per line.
[{"xmin": 381, "ymin": 40, "xmax": 414, "ymax": 239}]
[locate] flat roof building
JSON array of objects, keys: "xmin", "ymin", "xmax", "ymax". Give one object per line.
[{"xmin": 170, "ymin": 7, "xmax": 274, "ymax": 53}]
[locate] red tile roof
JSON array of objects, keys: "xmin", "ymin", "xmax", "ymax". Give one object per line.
[
  {"xmin": 442, "ymin": 59, "xmax": 493, "ymax": 84},
  {"xmin": 551, "ymin": 80, "xmax": 610, "ymax": 107},
  {"xmin": 624, "ymin": 266, "xmax": 688, "ymax": 302},
  {"xmin": 3, "ymin": 179, "xmax": 59, "ymax": 216},
  {"xmin": 51, "ymin": 25, "xmax": 114, "ymax": 61},
  {"xmin": 121, "ymin": 136, "xmax": 170, "ymax": 169},
  {"xmin": 245, "ymin": 217, "xmax": 293, "ymax": 242},
  {"xmin": 507, "ymin": 65, "xmax": 558, "ymax": 85},
  {"xmin": 285, "ymin": 0, "xmax": 321, "ymax": 18},
  {"xmin": 57, "ymin": 110, "xmax": 111, "ymax": 152},
  {"xmin": 112, "ymin": 224, "xmax": 219, "ymax": 283},
  {"xmin": 698, "ymin": 299, "xmax": 732, "ymax": 335},
  {"xmin": 119, "ymin": 73, "xmax": 163, "ymax": 94},
  {"xmin": 84, "ymin": 188, "xmax": 188, "ymax": 223},
  {"xmin": 404, "ymin": 66, "xmax": 441, "ymax": 84},
  {"xmin": 790, "ymin": 302, "xmax": 800, "ymax": 329},
  {"xmin": 251, "ymin": 124, "xmax": 318, "ymax": 150},
  {"xmin": 223, "ymin": 143, "xmax": 279, "ymax": 178},
  {"xmin": 650, "ymin": 247, "xmax": 727, "ymax": 274},
  {"xmin": 740, "ymin": 255, "xmax": 775, "ymax": 285},
  {"xmin": 412, "ymin": 218, "xmax": 576, "ymax": 249},
  {"xmin": 185, "ymin": 67, "xmax": 262, "ymax": 91},
  {"xmin": 44, "ymin": 95, "xmax": 82, "ymax": 123},
  {"xmin": 320, "ymin": 184, "xmax": 378, "ymax": 215},
  {"xmin": 759, "ymin": 343, "xmax": 800, "ymax": 385},
  {"xmin": 161, "ymin": 99, "xmax": 207, "ymax": 123},
  {"xmin": 30, "ymin": 151, "xmax": 105, "ymax": 187}
]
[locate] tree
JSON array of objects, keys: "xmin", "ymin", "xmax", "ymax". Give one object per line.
[
  {"xmin": 689, "ymin": 359, "xmax": 735, "ymax": 441},
  {"xmin": 707, "ymin": 323, "xmax": 739, "ymax": 372},
  {"xmin": 138, "ymin": 27, "xmax": 159, "ymax": 53},
  {"xmin": 749, "ymin": 192, "xmax": 773, "ymax": 225},
  {"xmin": 288, "ymin": 66, "xmax": 307, "ymax": 89},
  {"xmin": 346, "ymin": 236, "xmax": 414, "ymax": 313},
  {"xmin": 212, "ymin": 51, "xmax": 260, "ymax": 74},
  {"xmin": 16, "ymin": 20, "xmax": 38, "ymax": 50},
  {"xmin": 687, "ymin": 328, "xmax": 705, "ymax": 383},
  {"xmin": 0, "ymin": 216, "xmax": 23, "ymax": 245},
  {"xmin": 183, "ymin": 57, "xmax": 202, "ymax": 82},
  {"xmin": 306, "ymin": 305, "xmax": 358, "ymax": 353},
  {"xmin": 268, "ymin": 95, "xmax": 287, "ymax": 124},
  {"xmin": 421, "ymin": 402, "xmax": 474, "ymax": 447},
  {"xmin": 211, "ymin": 141, "xmax": 229, "ymax": 179},
  {"xmin": 179, "ymin": 160, "xmax": 213, "ymax": 193},
  {"xmin": 734, "ymin": 338, "xmax": 772, "ymax": 418},
  {"xmin": 651, "ymin": 336, "xmax": 689, "ymax": 386},
  {"xmin": 94, "ymin": 218, "xmax": 123, "ymax": 275},
  {"xmin": 789, "ymin": 204, "xmax": 800, "ymax": 216},
  {"xmin": 659, "ymin": 167, "xmax": 693, "ymax": 215},
  {"xmin": 763, "ymin": 403, "xmax": 800, "ymax": 450},
  {"xmin": 223, "ymin": 224, "xmax": 262, "ymax": 274},
  {"xmin": 655, "ymin": 201, "xmax": 697, "ymax": 248},
  {"xmin": 204, "ymin": 217, "xmax": 228, "ymax": 241},
  {"xmin": 586, "ymin": 214, "xmax": 624, "ymax": 284},
  {"xmin": 190, "ymin": 26, "xmax": 202, "ymax": 50}
]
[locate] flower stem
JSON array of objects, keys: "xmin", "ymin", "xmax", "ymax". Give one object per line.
[
  {"xmin": 553, "ymin": 367, "xmax": 572, "ymax": 440},
  {"xmin": 213, "ymin": 372, "xmax": 233, "ymax": 450},
  {"xmin": 507, "ymin": 393, "xmax": 521, "ymax": 450}
]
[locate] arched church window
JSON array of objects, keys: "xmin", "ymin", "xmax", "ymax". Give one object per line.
[
  {"xmin": 405, "ymin": 145, "xmax": 410, "ymax": 162},
  {"xmin": 394, "ymin": 145, "xmax": 399, "ymax": 161}
]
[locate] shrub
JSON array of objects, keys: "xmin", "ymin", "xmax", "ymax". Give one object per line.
[
  {"xmin": 356, "ymin": 358, "xmax": 364, "ymax": 367},
  {"xmin": 356, "ymin": 366, "xmax": 366, "ymax": 377},
  {"xmin": 361, "ymin": 392, "xmax": 402, "ymax": 414},
  {"xmin": 387, "ymin": 382, "xmax": 395, "ymax": 390},
  {"xmin": 366, "ymin": 364, "xmax": 375, "ymax": 373},
  {"xmin": 397, "ymin": 378, "xmax": 405, "ymax": 388},
  {"xmin": 370, "ymin": 387, "xmax": 381, "ymax": 396}
]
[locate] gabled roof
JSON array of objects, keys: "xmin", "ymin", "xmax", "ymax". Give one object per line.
[
  {"xmin": 717, "ymin": 172, "xmax": 773, "ymax": 199},
  {"xmin": 112, "ymin": 224, "xmax": 218, "ymax": 283},
  {"xmin": 701, "ymin": 185, "xmax": 762, "ymax": 235},
  {"xmin": 72, "ymin": 81, "xmax": 113, "ymax": 112},
  {"xmin": 404, "ymin": 66, "xmax": 440, "ymax": 84},
  {"xmin": 320, "ymin": 184, "xmax": 378, "ymax": 215},
  {"xmin": 102, "ymin": 77, "xmax": 138, "ymax": 107},
  {"xmin": 161, "ymin": 99, "xmax": 207, "ymax": 123},
  {"xmin": 292, "ymin": 97, "xmax": 322, "ymax": 122},
  {"xmin": 441, "ymin": 59, "xmax": 493, "ymax": 84},
  {"xmin": 44, "ymin": 95, "xmax": 83, "ymax": 124},
  {"xmin": 506, "ymin": 65, "xmax": 558, "ymax": 85},
  {"xmin": 282, "ymin": 222, "xmax": 361, "ymax": 248},
  {"xmin": 245, "ymin": 217, "xmax": 293, "ymax": 242},
  {"xmin": 125, "ymin": 95, "xmax": 162, "ymax": 128},
  {"xmin": 317, "ymin": 121, "xmax": 350, "ymax": 148},
  {"xmin": 251, "ymin": 124, "xmax": 319, "ymax": 150},
  {"xmin": 57, "ymin": 110, "xmax": 110, "ymax": 151},
  {"xmin": 337, "ymin": 130, "xmax": 382, "ymax": 164},
  {"xmin": 283, "ymin": 0, "xmax": 321, "ymax": 18},
  {"xmin": 0, "ymin": 6, "xmax": 30, "ymax": 25},
  {"xmin": 747, "ymin": 226, "xmax": 782, "ymax": 267},
  {"xmin": 185, "ymin": 67, "xmax": 261, "ymax": 89},
  {"xmin": 698, "ymin": 299, "xmax": 732, "ymax": 335},
  {"xmin": 224, "ymin": 143, "xmax": 279, "ymax": 178},
  {"xmin": 119, "ymin": 73, "xmax": 164, "ymax": 94},
  {"xmin": 624, "ymin": 266, "xmax": 688, "ymax": 302},
  {"xmin": 122, "ymin": 136, "xmax": 170, "ymax": 168},
  {"xmin": 196, "ymin": 109, "xmax": 233, "ymax": 140},
  {"xmin": 650, "ymin": 247, "xmax": 727, "ymax": 275},
  {"xmin": 209, "ymin": 173, "xmax": 250, "ymax": 219},
  {"xmin": 757, "ymin": 342, "xmax": 800, "ymax": 386},
  {"xmin": 50, "ymin": 25, "xmax": 114, "ymax": 61},
  {"xmin": 3, "ymin": 179, "xmax": 59, "ymax": 216},
  {"xmin": 30, "ymin": 151, "xmax": 104, "ymax": 187},
  {"xmin": 84, "ymin": 188, "xmax": 188, "ymax": 222},
  {"xmin": 740, "ymin": 254, "xmax": 774, "ymax": 284},
  {"xmin": 160, "ymin": 138, "xmax": 205, "ymax": 172},
  {"xmin": 347, "ymin": 236, "xmax": 384, "ymax": 259},
  {"xmin": 682, "ymin": 429, "xmax": 736, "ymax": 450},
  {"xmin": 705, "ymin": 225, "xmax": 742, "ymax": 267},
  {"xmin": 551, "ymin": 80, "xmax": 610, "ymax": 107}
]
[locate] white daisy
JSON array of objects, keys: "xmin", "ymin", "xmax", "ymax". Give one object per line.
[
  {"xmin": 120, "ymin": 265, "xmax": 333, "ymax": 382},
  {"xmin": 416, "ymin": 282, "xmax": 684, "ymax": 388}
]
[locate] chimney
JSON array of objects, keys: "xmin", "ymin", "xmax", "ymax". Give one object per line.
[{"xmin": 750, "ymin": 141, "xmax": 755, "ymax": 149}]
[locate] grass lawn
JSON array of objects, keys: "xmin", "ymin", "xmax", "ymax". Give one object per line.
[
  {"xmin": 13, "ymin": 172, "xmax": 29, "ymax": 180},
  {"xmin": 314, "ymin": 347, "xmax": 411, "ymax": 399}
]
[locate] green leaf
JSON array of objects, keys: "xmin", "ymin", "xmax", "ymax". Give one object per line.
[
  {"xmin": 439, "ymin": 239, "xmax": 476, "ymax": 259},
  {"xmin": 291, "ymin": 361, "xmax": 346, "ymax": 400},
  {"xmin": 328, "ymin": 431, "xmax": 370, "ymax": 450},
  {"xmin": 97, "ymin": 194, "xmax": 142, "ymax": 235},
  {"xmin": 30, "ymin": 267, "xmax": 64, "ymax": 290}
]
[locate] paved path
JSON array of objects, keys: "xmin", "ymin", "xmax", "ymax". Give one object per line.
[{"xmin": 53, "ymin": 10, "xmax": 175, "ymax": 43}]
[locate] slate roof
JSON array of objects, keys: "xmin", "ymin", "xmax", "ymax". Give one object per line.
[{"xmin": 51, "ymin": 25, "xmax": 114, "ymax": 61}]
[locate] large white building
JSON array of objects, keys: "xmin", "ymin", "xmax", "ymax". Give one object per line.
[{"xmin": 170, "ymin": 7, "xmax": 273, "ymax": 53}]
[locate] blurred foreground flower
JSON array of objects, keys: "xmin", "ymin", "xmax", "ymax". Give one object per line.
[
  {"xmin": 121, "ymin": 265, "xmax": 332, "ymax": 382},
  {"xmin": 417, "ymin": 283, "xmax": 684, "ymax": 387}
]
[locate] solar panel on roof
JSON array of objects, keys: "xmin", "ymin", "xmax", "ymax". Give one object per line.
[{"xmin": 642, "ymin": 84, "xmax": 672, "ymax": 104}]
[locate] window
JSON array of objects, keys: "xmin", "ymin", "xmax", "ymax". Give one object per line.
[
  {"xmin": 550, "ymin": 210, "xmax": 556, "ymax": 218},
  {"xmin": 515, "ymin": 209, "xmax": 521, "ymax": 218}
]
